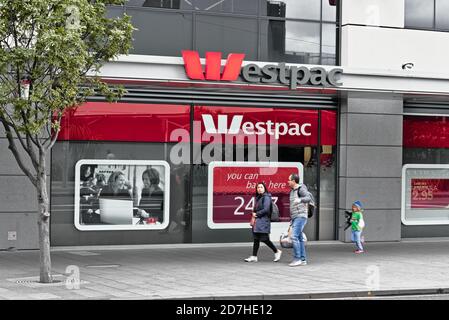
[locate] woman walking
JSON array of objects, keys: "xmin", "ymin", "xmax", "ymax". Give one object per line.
[{"xmin": 245, "ymin": 182, "xmax": 282, "ymax": 262}]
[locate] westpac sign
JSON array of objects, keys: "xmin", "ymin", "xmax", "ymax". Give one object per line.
[
  {"xmin": 201, "ymin": 114, "xmax": 311, "ymax": 140},
  {"xmin": 182, "ymin": 50, "xmax": 343, "ymax": 89}
]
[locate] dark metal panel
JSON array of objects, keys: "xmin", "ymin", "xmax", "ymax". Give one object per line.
[
  {"xmin": 404, "ymin": 96, "xmax": 449, "ymax": 114},
  {"xmin": 89, "ymin": 87, "xmax": 338, "ymax": 108}
]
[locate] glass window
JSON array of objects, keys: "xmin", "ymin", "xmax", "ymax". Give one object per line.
[
  {"xmin": 195, "ymin": 15, "xmax": 258, "ymax": 61},
  {"xmin": 126, "ymin": 0, "xmax": 192, "ymax": 9},
  {"xmin": 194, "ymin": 0, "xmax": 259, "ymax": 15},
  {"xmin": 321, "ymin": 23, "xmax": 336, "ymax": 66},
  {"xmin": 436, "ymin": 0, "xmax": 449, "ymax": 30},
  {"xmin": 266, "ymin": 0, "xmax": 320, "ymax": 20},
  {"xmin": 403, "ymin": 115, "xmax": 449, "ymax": 226},
  {"xmin": 405, "ymin": 0, "xmax": 435, "ymax": 29},
  {"xmin": 51, "ymin": 102, "xmax": 192, "ymax": 245},
  {"xmin": 322, "ymin": 0, "xmax": 336, "ymax": 22},
  {"xmin": 191, "ymin": 106, "xmax": 330, "ymax": 241},
  {"xmin": 285, "ymin": 21, "xmax": 321, "ymax": 64},
  {"xmin": 402, "ymin": 165, "xmax": 449, "ymax": 225},
  {"xmin": 260, "ymin": 20, "xmax": 321, "ymax": 64},
  {"xmin": 126, "ymin": 8, "xmax": 193, "ymax": 56},
  {"xmin": 51, "ymin": 142, "xmax": 192, "ymax": 245},
  {"xmin": 319, "ymin": 110, "xmax": 337, "ymax": 240},
  {"xmin": 106, "ymin": 6, "xmax": 125, "ymax": 18}
]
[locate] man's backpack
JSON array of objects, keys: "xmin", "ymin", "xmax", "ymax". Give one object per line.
[
  {"xmin": 298, "ymin": 185, "xmax": 316, "ymax": 218},
  {"xmin": 270, "ymin": 200, "xmax": 280, "ymax": 222}
]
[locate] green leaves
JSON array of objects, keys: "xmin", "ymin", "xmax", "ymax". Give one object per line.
[{"xmin": 0, "ymin": 0, "xmax": 134, "ymax": 146}]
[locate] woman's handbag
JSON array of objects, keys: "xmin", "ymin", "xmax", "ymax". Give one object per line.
[{"xmin": 250, "ymin": 216, "xmax": 256, "ymax": 227}]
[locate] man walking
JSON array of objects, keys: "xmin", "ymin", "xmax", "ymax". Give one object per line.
[{"xmin": 287, "ymin": 173, "xmax": 311, "ymax": 266}]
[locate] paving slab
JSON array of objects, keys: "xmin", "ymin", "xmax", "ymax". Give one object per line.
[{"xmin": 1, "ymin": 241, "xmax": 449, "ymax": 299}]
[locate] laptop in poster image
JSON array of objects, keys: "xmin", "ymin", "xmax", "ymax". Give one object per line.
[{"xmin": 99, "ymin": 199, "xmax": 134, "ymax": 225}]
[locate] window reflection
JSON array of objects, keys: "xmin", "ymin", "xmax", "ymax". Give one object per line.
[
  {"xmin": 322, "ymin": 0, "xmax": 336, "ymax": 22},
  {"xmin": 261, "ymin": 20, "xmax": 322, "ymax": 64},
  {"xmin": 127, "ymin": 9, "xmax": 193, "ymax": 56},
  {"xmin": 194, "ymin": 0, "xmax": 259, "ymax": 15},
  {"xmin": 266, "ymin": 0, "xmax": 320, "ymax": 20},
  {"xmin": 321, "ymin": 23, "xmax": 336, "ymax": 65},
  {"xmin": 436, "ymin": 0, "xmax": 449, "ymax": 30},
  {"xmin": 112, "ymin": 0, "xmax": 337, "ymax": 64},
  {"xmin": 405, "ymin": 0, "xmax": 434, "ymax": 29},
  {"xmin": 195, "ymin": 15, "xmax": 258, "ymax": 60},
  {"xmin": 127, "ymin": 0, "xmax": 188, "ymax": 8},
  {"xmin": 285, "ymin": 21, "xmax": 320, "ymax": 64}
]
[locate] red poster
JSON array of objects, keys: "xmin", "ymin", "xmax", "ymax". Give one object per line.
[
  {"xmin": 208, "ymin": 162, "xmax": 303, "ymax": 228},
  {"xmin": 411, "ymin": 179, "xmax": 449, "ymax": 209}
]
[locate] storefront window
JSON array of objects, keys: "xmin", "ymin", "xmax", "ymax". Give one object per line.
[
  {"xmin": 403, "ymin": 115, "xmax": 449, "ymax": 225},
  {"xmin": 52, "ymin": 102, "xmax": 337, "ymax": 245},
  {"xmin": 190, "ymin": 106, "xmax": 334, "ymax": 242},
  {"xmin": 319, "ymin": 110, "xmax": 337, "ymax": 240},
  {"xmin": 51, "ymin": 102, "xmax": 192, "ymax": 245},
  {"xmin": 402, "ymin": 164, "xmax": 449, "ymax": 225}
]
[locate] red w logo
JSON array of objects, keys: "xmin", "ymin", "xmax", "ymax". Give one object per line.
[{"xmin": 182, "ymin": 50, "xmax": 245, "ymax": 81}]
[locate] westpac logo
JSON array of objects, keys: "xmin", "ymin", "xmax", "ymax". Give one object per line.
[
  {"xmin": 182, "ymin": 50, "xmax": 245, "ymax": 81},
  {"xmin": 201, "ymin": 114, "xmax": 312, "ymax": 140}
]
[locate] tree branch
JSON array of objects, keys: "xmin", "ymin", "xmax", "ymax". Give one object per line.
[{"xmin": 45, "ymin": 113, "xmax": 62, "ymax": 151}]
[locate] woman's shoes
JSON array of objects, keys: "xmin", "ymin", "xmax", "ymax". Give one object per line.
[
  {"xmin": 244, "ymin": 256, "xmax": 258, "ymax": 262},
  {"xmin": 274, "ymin": 250, "xmax": 282, "ymax": 262}
]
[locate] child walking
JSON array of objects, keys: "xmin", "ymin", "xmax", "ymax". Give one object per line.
[{"xmin": 351, "ymin": 200, "xmax": 365, "ymax": 254}]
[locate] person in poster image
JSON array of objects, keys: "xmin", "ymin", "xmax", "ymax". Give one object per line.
[
  {"xmin": 244, "ymin": 182, "xmax": 282, "ymax": 263},
  {"xmin": 287, "ymin": 173, "xmax": 311, "ymax": 267},
  {"xmin": 99, "ymin": 171, "xmax": 132, "ymax": 200},
  {"xmin": 138, "ymin": 168, "xmax": 164, "ymax": 223}
]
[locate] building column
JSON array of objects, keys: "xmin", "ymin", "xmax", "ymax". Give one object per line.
[{"xmin": 338, "ymin": 92, "xmax": 403, "ymax": 242}]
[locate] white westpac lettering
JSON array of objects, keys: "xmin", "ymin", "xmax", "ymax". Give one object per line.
[
  {"xmin": 201, "ymin": 114, "xmax": 311, "ymax": 139},
  {"xmin": 202, "ymin": 114, "xmax": 243, "ymax": 134}
]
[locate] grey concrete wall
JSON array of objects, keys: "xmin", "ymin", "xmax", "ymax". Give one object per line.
[
  {"xmin": 338, "ymin": 92, "xmax": 403, "ymax": 242},
  {"xmin": 0, "ymin": 130, "xmax": 50, "ymax": 250}
]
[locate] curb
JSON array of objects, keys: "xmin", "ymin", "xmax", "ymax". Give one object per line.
[{"xmin": 175, "ymin": 288, "xmax": 449, "ymax": 300}]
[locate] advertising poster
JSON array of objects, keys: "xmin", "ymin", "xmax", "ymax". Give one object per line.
[
  {"xmin": 411, "ymin": 179, "xmax": 449, "ymax": 209},
  {"xmin": 207, "ymin": 161, "xmax": 303, "ymax": 229},
  {"xmin": 402, "ymin": 164, "xmax": 449, "ymax": 225},
  {"xmin": 74, "ymin": 160, "xmax": 170, "ymax": 231}
]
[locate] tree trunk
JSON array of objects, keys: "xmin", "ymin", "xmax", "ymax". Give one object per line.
[{"xmin": 37, "ymin": 171, "xmax": 52, "ymax": 283}]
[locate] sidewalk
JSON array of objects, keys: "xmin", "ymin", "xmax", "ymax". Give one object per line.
[{"xmin": 1, "ymin": 240, "xmax": 449, "ymax": 300}]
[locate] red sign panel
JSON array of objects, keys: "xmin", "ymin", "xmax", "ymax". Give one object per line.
[
  {"xmin": 208, "ymin": 162, "xmax": 302, "ymax": 228},
  {"xmin": 194, "ymin": 106, "xmax": 319, "ymax": 145},
  {"xmin": 404, "ymin": 116, "xmax": 449, "ymax": 148},
  {"xmin": 411, "ymin": 178, "xmax": 449, "ymax": 209},
  {"xmin": 58, "ymin": 102, "xmax": 190, "ymax": 142}
]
